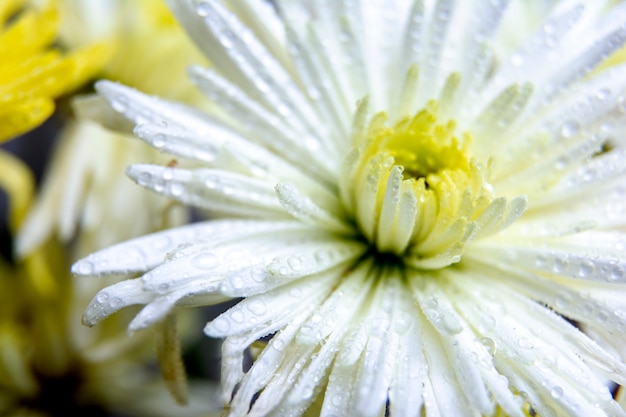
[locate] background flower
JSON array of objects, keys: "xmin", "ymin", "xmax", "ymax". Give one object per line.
[{"xmin": 0, "ymin": 0, "xmax": 222, "ymax": 415}]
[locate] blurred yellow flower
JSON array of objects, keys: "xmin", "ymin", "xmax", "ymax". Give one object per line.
[
  {"xmin": 0, "ymin": 0, "xmax": 111, "ymax": 143},
  {"xmin": 1, "ymin": 1, "xmax": 221, "ymax": 415},
  {"xmin": 0, "ymin": 152, "xmax": 221, "ymax": 416},
  {"xmin": 15, "ymin": 0, "xmax": 208, "ymax": 259}
]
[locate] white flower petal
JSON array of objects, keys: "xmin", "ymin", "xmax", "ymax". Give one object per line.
[
  {"xmin": 206, "ymin": 271, "xmax": 336, "ymax": 340},
  {"xmin": 187, "ymin": 65, "xmax": 338, "ymax": 181},
  {"xmin": 221, "ymin": 238, "xmax": 366, "ymax": 297},
  {"xmin": 275, "ymin": 183, "xmax": 353, "ymax": 233},
  {"xmin": 127, "ymin": 164, "xmax": 286, "ymax": 217},
  {"xmin": 95, "ymin": 80, "xmax": 217, "ymax": 130},
  {"xmin": 82, "ymin": 279, "xmax": 151, "ymax": 327}
]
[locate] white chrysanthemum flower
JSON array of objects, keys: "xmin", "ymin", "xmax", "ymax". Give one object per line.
[{"xmin": 74, "ymin": 1, "xmax": 626, "ymax": 416}]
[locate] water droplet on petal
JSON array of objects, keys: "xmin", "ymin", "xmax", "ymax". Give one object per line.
[
  {"xmin": 137, "ymin": 172, "xmax": 152, "ymax": 186},
  {"xmin": 480, "ymin": 337, "xmax": 497, "ymax": 356},
  {"xmin": 518, "ymin": 337, "xmax": 533, "ymax": 349},
  {"xmin": 96, "ymin": 292, "xmax": 109, "ymax": 304},
  {"xmin": 231, "ymin": 310, "xmax": 244, "ymax": 323},
  {"xmin": 111, "ymin": 94, "xmax": 128, "ymax": 112},
  {"xmin": 77, "ymin": 261, "xmax": 94, "ymax": 275},
  {"xmin": 196, "ymin": 2, "xmax": 211, "ymax": 17},
  {"xmin": 246, "ymin": 300, "xmax": 267, "ymax": 316},
  {"xmin": 152, "ymin": 133, "xmax": 166, "ymax": 148},
  {"xmin": 287, "ymin": 256, "xmax": 303, "ymax": 271},
  {"xmin": 560, "ymin": 120, "xmax": 580, "ymax": 138},
  {"xmin": 578, "ymin": 260, "xmax": 594, "ymax": 277},
  {"xmin": 550, "ymin": 386, "xmax": 563, "ymax": 399},
  {"xmin": 610, "ymin": 265, "xmax": 625, "ymax": 281},
  {"xmin": 193, "ymin": 253, "xmax": 220, "ymax": 271}
]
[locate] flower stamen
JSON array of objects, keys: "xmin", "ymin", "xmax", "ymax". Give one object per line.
[{"xmin": 340, "ymin": 101, "xmax": 499, "ymax": 269}]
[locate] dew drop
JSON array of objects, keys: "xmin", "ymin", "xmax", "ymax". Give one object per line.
[
  {"xmin": 152, "ymin": 133, "xmax": 166, "ymax": 148},
  {"xmin": 162, "ymin": 169, "xmax": 174, "ymax": 181},
  {"xmin": 231, "ymin": 276, "xmax": 244, "ymax": 290},
  {"xmin": 283, "ymin": 286, "xmax": 301, "ymax": 300},
  {"xmin": 193, "ymin": 252, "xmax": 220, "ymax": 270},
  {"xmin": 137, "ymin": 172, "xmax": 152, "ymax": 186},
  {"xmin": 246, "ymin": 300, "xmax": 267, "ymax": 316},
  {"xmin": 153, "ymin": 236, "xmax": 171, "ymax": 250},
  {"xmin": 169, "ymin": 182, "xmax": 184, "ymax": 197},
  {"xmin": 110, "ymin": 297, "xmax": 124, "ymax": 308},
  {"xmin": 480, "ymin": 337, "xmax": 497, "ymax": 356},
  {"xmin": 596, "ymin": 88, "xmax": 611, "ymax": 101},
  {"xmin": 550, "ymin": 386, "xmax": 563, "ymax": 399},
  {"xmin": 231, "ymin": 310, "xmax": 244, "ymax": 323},
  {"xmin": 555, "ymin": 293, "xmax": 571, "ymax": 308},
  {"xmin": 535, "ymin": 254, "xmax": 548, "ymax": 267},
  {"xmin": 77, "ymin": 261, "xmax": 94, "ymax": 275},
  {"xmin": 212, "ymin": 317, "xmax": 231, "ymax": 333},
  {"xmin": 287, "ymin": 256, "xmax": 303, "ymax": 271},
  {"xmin": 218, "ymin": 30, "xmax": 236, "ymax": 49},
  {"xmin": 96, "ymin": 292, "xmax": 109, "ymax": 304},
  {"xmin": 273, "ymin": 338, "xmax": 285, "ymax": 351},
  {"xmin": 478, "ymin": 314, "xmax": 496, "ymax": 332},
  {"xmin": 518, "ymin": 337, "xmax": 533, "ymax": 349},
  {"xmin": 578, "ymin": 260, "xmax": 594, "ymax": 277},
  {"xmin": 560, "ymin": 120, "xmax": 580, "ymax": 138},
  {"xmin": 111, "ymin": 94, "xmax": 128, "ymax": 112},
  {"xmin": 204, "ymin": 175, "xmax": 219, "ymax": 189},
  {"xmin": 610, "ymin": 265, "xmax": 625, "ymax": 281},
  {"xmin": 196, "ymin": 1, "xmax": 211, "ymax": 17},
  {"xmin": 553, "ymin": 257, "xmax": 568, "ymax": 273}
]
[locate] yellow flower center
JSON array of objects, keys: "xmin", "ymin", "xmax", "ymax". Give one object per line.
[{"xmin": 340, "ymin": 100, "xmax": 500, "ymax": 270}]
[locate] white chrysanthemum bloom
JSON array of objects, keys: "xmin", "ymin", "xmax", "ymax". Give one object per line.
[{"xmin": 74, "ymin": 1, "xmax": 626, "ymax": 416}]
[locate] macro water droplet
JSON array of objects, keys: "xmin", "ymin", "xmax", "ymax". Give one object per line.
[
  {"xmin": 246, "ymin": 300, "xmax": 267, "ymax": 316},
  {"xmin": 289, "ymin": 287, "xmax": 303, "ymax": 298},
  {"xmin": 196, "ymin": 1, "xmax": 211, "ymax": 17},
  {"xmin": 162, "ymin": 169, "xmax": 174, "ymax": 181},
  {"xmin": 555, "ymin": 293, "xmax": 571, "ymax": 308},
  {"xmin": 550, "ymin": 386, "xmax": 563, "ymax": 399},
  {"xmin": 77, "ymin": 261, "xmax": 94, "ymax": 275},
  {"xmin": 110, "ymin": 297, "xmax": 123, "ymax": 308},
  {"xmin": 137, "ymin": 172, "xmax": 152, "ymax": 186},
  {"xmin": 111, "ymin": 94, "xmax": 128, "ymax": 112},
  {"xmin": 212, "ymin": 317, "xmax": 230, "ymax": 333},
  {"xmin": 204, "ymin": 175, "xmax": 219, "ymax": 189},
  {"xmin": 218, "ymin": 30, "xmax": 236, "ymax": 49},
  {"xmin": 273, "ymin": 338, "xmax": 286, "ymax": 351},
  {"xmin": 610, "ymin": 265, "xmax": 625, "ymax": 281},
  {"xmin": 193, "ymin": 252, "xmax": 220, "ymax": 270},
  {"xmin": 152, "ymin": 133, "xmax": 166, "ymax": 148},
  {"xmin": 287, "ymin": 256, "xmax": 303, "ymax": 271},
  {"xmin": 518, "ymin": 337, "xmax": 533, "ymax": 349},
  {"xmin": 153, "ymin": 235, "xmax": 171, "ymax": 250},
  {"xmin": 578, "ymin": 260, "xmax": 594, "ymax": 277},
  {"xmin": 596, "ymin": 88, "xmax": 611, "ymax": 101},
  {"xmin": 535, "ymin": 254, "xmax": 548, "ymax": 267},
  {"xmin": 553, "ymin": 257, "xmax": 568, "ymax": 273},
  {"xmin": 560, "ymin": 120, "xmax": 580, "ymax": 138},
  {"xmin": 231, "ymin": 310, "xmax": 244, "ymax": 323},
  {"xmin": 480, "ymin": 337, "xmax": 497, "ymax": 356},
  {"xmin": 96, "ymin": 292, "xmax": 109, "ymax": 304}
]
